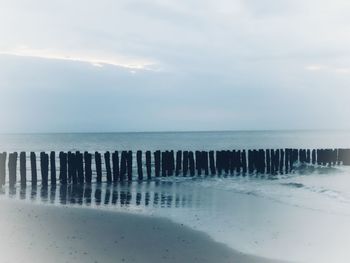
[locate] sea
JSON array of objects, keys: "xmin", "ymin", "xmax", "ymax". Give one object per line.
[{"xmin": 0, "ymin": 130, "xmax": 350, "ymax": 263}]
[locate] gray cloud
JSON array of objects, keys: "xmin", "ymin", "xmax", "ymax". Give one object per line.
[{"xmin": 0, "ymin": 0, "xmax": 350, "ymax": 132}]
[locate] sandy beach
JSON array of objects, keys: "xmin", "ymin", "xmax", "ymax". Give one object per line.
[{"xmin": 0, "ymin": 198, "xmax": 286, "ymax": 263}]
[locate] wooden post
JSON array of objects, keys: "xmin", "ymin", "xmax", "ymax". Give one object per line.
[
  {"xmin": 235, "ymin": 150, "xmax": 241, "ymax": 174},
  {"xmin": 76, "ymin": 151, "xmax": 84, "ymax": 184},
  {"xmin": 0, "ymin": 152, "xmax": 6, "ymax": 186},
  {"xmin": 189, "ymin": 151, "xmax": 195, "ymax": 176},
  {"xmin": 216, "ymin": 151, "xmax": 222, "ymax": 175},
  {"xmin": 169, "ymin": 150, "xmax": 175, "ymax": 176},
  {"xmin": 312, "ymin": 149, "xmax": 316, "ymax": 165},
  {"xmin": 183, "ymin": 151, "xmax": 189, "ymax": 176},
  {"xmin": 120, "ymin": 151, "xmax": 127, "ymax": 181},
  {"xmin": 8, "ymin": 152, "xmax": 18, "ymax": 187},
  {"xmin": 266, "ymin": 150, "xmax": 271, "ymax": 174},
  {"xmin": 154, "ymin": 150, "xmax": 160, "ymax": 177},
  {"xmin": 242, "ymin": 150, "xmax": 247, "ymax": 175},
  {"xmin": 127, "ymin": 151, "xmax": 133, "ymax": 181},
  {"xmin": 137, "ymin": 150, "xmax": 143, "ymax": 180},
  {"xmin": 40, "ymin": 152, "xmax": 49, "ymax": 186},
  {"xmin": 306, "ymin": 149, "xmax": 311, "ymax": 163},
  {"xmin": 284, "ymin": 149, "xmax": 289, "ymax": 173},
  {"xmin": 84, "ymin": 152, "xmax": 92, "ymax": 184},
  {"xmin": 50, "ymin": 151, "xmax": 56, "ymax": 185},
  {"xmin": 279, "ymin": 149, "xmax": 284, "ymax": 174},
  {"xmin": 209, "ymin": 151, "xmax": 215, "ymax": 175},
  {"xmin": 59, "ymin": 152, "xmax": 67, "ymax": 185},
  {"xmin": 20, "ymin": 152, "xmax": 26, "ymax": 186},
  {"xmin": 195, "ymin": 151, "xmax": 201, "ymax": 176},
  {"xmin": 161, "ymin": 151, "xmax": 167, "ymax": 177},
  {"xmin": 146, "ymin": 151, "xmax": 152, "ymax": 179},
  {"xmin": 95, "ymin": 152, "xmax": 102, "ymax": 183},
  {"xmin": 104, "ymin": 151, "xmax": 112, "ymax": 183},
  {"xmin": 30, "ymin": 152, "xmax": 37, "ymax": 185},
  {"xmin": 202, "ymin": 151, "xmax": 209, "ymax": 175},
  {"xmin": 175, "ymin": 151, "xmax": 182, "ymax": 176},
  {"xmin": 112, "ymin": 151, "xmax": 119, "ymax": 182}
]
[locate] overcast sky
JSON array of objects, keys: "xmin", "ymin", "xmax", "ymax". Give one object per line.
[{"xmin": 0, "ymin": 0, "xmax": 350, "ymax": 132}]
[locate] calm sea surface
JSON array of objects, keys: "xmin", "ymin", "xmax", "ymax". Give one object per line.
[{"xmin": 1, "ymin": 130, "xmax": 350, "ymax": 263}]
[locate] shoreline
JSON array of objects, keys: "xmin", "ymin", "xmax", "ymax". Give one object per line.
[{"xmin": 0, "ymin": 198, "xmax": 287, "ymax": 263}]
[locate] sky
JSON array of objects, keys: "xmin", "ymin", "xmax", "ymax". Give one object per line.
[{"xmin": 0, "ymin": 0, "xmax": 350, "ymax": 132}]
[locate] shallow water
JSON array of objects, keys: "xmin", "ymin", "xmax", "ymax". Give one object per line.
[{"xmin": 1, "ymin": 130, "xmax": 350, "ymax": 263}]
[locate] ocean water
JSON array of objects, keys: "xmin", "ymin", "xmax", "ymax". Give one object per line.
[{"xmin": 1, "ymin": 130, "xmax": 350, "ymax": 263}]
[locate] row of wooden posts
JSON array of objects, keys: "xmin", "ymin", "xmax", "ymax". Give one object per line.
[{"xmin": 0, "ymin": 148, "xmax": 349, "ymax": 187}]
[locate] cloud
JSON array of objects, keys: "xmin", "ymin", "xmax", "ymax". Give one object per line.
[{"xmin": 0, "ymin": 47, "xmax": 157, "ymax": 70}]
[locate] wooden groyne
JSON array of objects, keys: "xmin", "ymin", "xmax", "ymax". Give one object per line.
[{"xmin": 0, "ymin": 148, "xmax": 349, "ymax": 186}]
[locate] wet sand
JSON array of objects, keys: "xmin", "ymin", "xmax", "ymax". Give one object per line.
[{"xmin": 0, "ymin": 198, "xmax": 286, "ymax": 263}]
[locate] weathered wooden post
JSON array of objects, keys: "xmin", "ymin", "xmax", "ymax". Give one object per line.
[
  {"xmin": 242, "ymin": 150, "xmax": 247, "ymax": 175},
  {"xmin": 83, "ymin": 152, "xmax": 92, "ymax": 183},
  {"xmin": 306, "ymin": 149, "xmax": 311, "ymax": 163},
  {"xmin": 279, "ymin": 149, "xmax": 284, "ymax": 174},
  {"xmin": 312, "ymin": 149, "xmax": 316, "ymax": 165},
  {"xmin": 145, "ymin": 151, "xmax": 151, "ymax": 179},
  {"xmin": 76, "ymin": 151, "xmax": 84, "ymax": 184},
  {"xmin": 209, "ymin": 151, "xmax": 215, "ymax": 175},
  {"xmin": 189, "ymin": 151, "xmax": 195, "ymax": 176},
  {"xmin": 169, "ymin": 150, "xmax": 175, "ymax": 176},
  {"xmin": 161, "ymin": 151, "xmax": 167, "ymax": 177},
  {"xmin": 20, "ymin": 152, "xmax": 26, "ymax": 186},
  {"xmin": 183, "ymin": 151, "xmax": 189, "ymax": 176},
  {"xmin": 112, "ymin": 151, "xmax": 119, "ymax": 182},
  {"xmin": 137, "ymin": 150, "xmax": 143, "ymax": 180},
  {"xmin": 120, "ymin": 151, "xmax": 127, "ymax": 181},
  {"xmin": 175, "ymin": 151, "xmax": 182, "ymax": 176},
  {"xmin": 284, "ymin": 149, "xmax": 290, "ymax": 173},
  {"xmin": 195, "ymin": 151, "xmax": 201, "ymax": 176},
  {"xmin": 50, "ymin": 151, "xmax": 56, "ymax": 185},
  {"xmin": 30, "ymin": 152, "xmax": 37, "ymax": 185},
  {"xmin": 8, "ymin": 152, "xmax": 18, "ymax": 187},
  {"xmin": 202, "ymin": 151, "xmax": 209, "ymax": 175},
  {"xmin": 40, "ymin": 152, "xmax": 49, "ymax": 186},
  {"xmin": 266, "ymin": 149, "xmax": 271, "ymax": 174},
  {"xmin": 235, "ymin": 150, "xmax": 241, "ymax": 174},
  {"xmin": 154, "ymin": 150, "xmax": 161, "ymax": 177},
  {"xmin": 104, "ymin": 151, "xmax": 112, "ymax": 183},
  {"xmin": 59, "ymin": 152, "xmax": 67, "ymax": 185},
  {"xmin": 216, "ymin": 151, "xmax": 222, "ymax": 175},
  {"xmin": 248, "ymin": 150, "xmax": 253, "ymax": 174},
  {"xmin": 127, "ymin": 151, "xmax": 133, "ymax": 181},
  {"xmin": 95, "ymin": 152, "xmax": 102, "ymax": 183},
  {"xmin": 0, "ymin": 152, "xmax": 6, "ymax": 186}
]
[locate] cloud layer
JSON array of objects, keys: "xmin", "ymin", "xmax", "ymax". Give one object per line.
[{"xmin": 0, "ymin": 0, "xmax": 350, "ymax": 132}]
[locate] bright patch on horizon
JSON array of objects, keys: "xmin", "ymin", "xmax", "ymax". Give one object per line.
[{"xmin": 0, "ymin": 47, "xmax": 157, "ymax": 71}]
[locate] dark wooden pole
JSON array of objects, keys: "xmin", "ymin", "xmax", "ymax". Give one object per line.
[
  {"xmin": 95, "ymin": 152, "xmax": 102, "ymax": 183},
  {"xmin": 154, "ymin": 150, "xmax": 161, "ymax": 177},
  {"xmin": 189, "ymin": 151, "xmax": 195, "ymax": 176},
  {"xmin": 137, "ymin": 150, "xmax": 143, "ymax": 180},
  {"xmin": 84, "ymin": 152, "xmax": 92, "ymax": 184},
  {"xmin": 50, "ymin": 151, "xmax": 56, "ymax": 185},
  {"xmin": 76, "ymin": 151, "xmax": 84, "ymax": 184},
  {"xmin": 104, "ymin": 151, "xmax": 112, "ymax": 183},
  {"xmin": 209, "ymin": 151, "xmax": 215, "ymax": 175},
  {"xmin": 59, "ymin": 152, "xmax": 67, "ymax": 185},
  {"xmin": 183, "ymin": 151, "xmax": 189, "ymax": 176},
  {"xmin": 30, "ymin": 152, "xmax": 37, "ymax": 185},
  {"xmin": 40, "ymin": 152, "xmax": 49, "ymax": 186},
  {"xmin": 0, "ymin": 152, "xmax": 6, "ymax": 186},
  {"xmin": 145, "ymin": 151, "xmax": 152, "ymax": 179},
  {"xmin": 127, "ymin": 151, "xmax": 133, "ymax": 181},
  {"xmin": 120, "ymin": 151, "xmax": 127, "ymax": 181},
  {"xmin": 8, "ymin": 152, "xmax": 18, "ymax": 187},
  {"xmin": 112, "ymin": 151, "xmax": 119, "ymax": 182},
  {"xmin": 20, "ymin": 152, "xmax": 26, "ymax": 186},
  {"xmin": 175, "ymin": 151, "xmax": 182, "ymax": 176}
]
